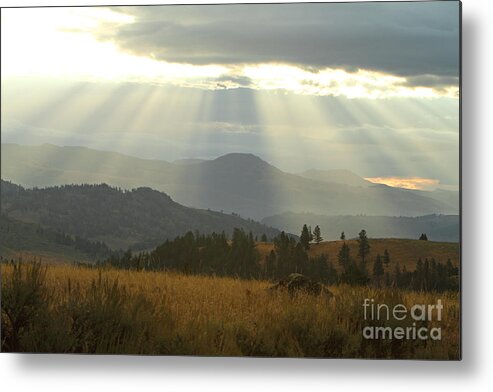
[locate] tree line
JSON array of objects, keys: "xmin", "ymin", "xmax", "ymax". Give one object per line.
[
  {"xmin": 48, "ymin": 229, "xmax": 117, "ymax": 259},
  {"xmin": 102, "ymin": 225, "xmax": 459, "ymax": 292}
]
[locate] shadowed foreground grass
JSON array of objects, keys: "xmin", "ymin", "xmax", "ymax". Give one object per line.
[{"xmin": 1, "ymin": 263, "xmax": 460, "ymax": 358}]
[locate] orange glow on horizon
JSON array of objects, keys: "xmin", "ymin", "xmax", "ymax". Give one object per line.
[{"xmin": 365, "ymin": 177, "xmax": 440, "ymax": 191}]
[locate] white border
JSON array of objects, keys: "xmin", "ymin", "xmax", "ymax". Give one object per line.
[{"xmin": 1, "ymin": 0, "xmax": 492, "ymax": 390}]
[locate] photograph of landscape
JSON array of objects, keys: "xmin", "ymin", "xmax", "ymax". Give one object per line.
[{"xmin": 0, "ymin": 1, "xmax": 460, "ymax": 359}]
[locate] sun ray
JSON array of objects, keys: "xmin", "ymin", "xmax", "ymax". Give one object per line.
[{"xmin": 1, "ymin": 5, "xmax": 459, "ymax": 208}]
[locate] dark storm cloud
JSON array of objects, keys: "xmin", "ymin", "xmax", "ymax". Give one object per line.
[{"xmin": 100, "ymin": 1, "xmax": 459, "ymax": 82}]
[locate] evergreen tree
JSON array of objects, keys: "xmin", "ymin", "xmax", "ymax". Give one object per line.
[
  {"xmin": 308, "ymin": 226, "xmax": 314, "ymax": 242},
  {"xmin": 340, "ymin": 231, "xmax": 345, "ymax": 240},
  {"xmin": 313, "ymin": 225, "xmax": 323, "ymax": 244},
  {"xmin": 383, "ymin": 248, "xmax": 390, "ymax": 268},
  {"xmin": 311, "ymin": 254, "xmax": 329, "ymax": 282},
  {"xmin": 337, "ymin": 242, "xmax": 351, "ymax": 270},
  {"xmin": 358, "ymin": 258, "xmax": 368, "ymax": 283},
  {"xmin": 446, "ymin": 258, "xmax": 458, "ymax": 276},
  {"xmin": 300, "ymin": 224, "xmax": 311, "ymax": 251},
  {"xmin": 357, "ymin": 229, "xmax": 370, "ymax": 265},
  {"xmin": 373, "ymin": 254, "xmax": 384, "ymax": 278},
  {"xmin": 261, "ymin": 233, "xmax": 268, "ymax": 242},
  {"xmin": 230, "ymin": 228, "xmax": 258, "ymax": 278},
  {"xmin": 326, "ymin": 261, "xmax": 339, "ymax": 285},
  {"xmin": 419, "ymin": 233, "xmax": 428, "ymax": 241}
]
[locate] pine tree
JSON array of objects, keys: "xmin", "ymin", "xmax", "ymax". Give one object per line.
[
  {"xmin": 340, "ymin": 231, "xmax": 345, "ymax": 240},
  {"xmin": 419, "ymin": 233, "xmax": 428, "ymax": 241},
  {"xmin": 261, "ymin": 233, "xmax": 268, "ymax": 242},
  {"xmin": 373, "ymin": 254, "xmax": 384, "ymax": 278},
  {"xmin": 383, "ymin": 248, "xmax": 390, "ymax": 268},
  {"xmin": 300, "ymin": 224, "xmax": 311, "ymax": 250},
  {"xmin": 313, "ymin": 254, "xmax": 329, "ymax": 282},
  {"xmin": 313, "ymin": 225, "xmax": 323, "ymax": 243},
  {"xmin": 357, "ymin": 229, "xmax": 370, "ymax": 265},
  {"xmin": 338, "ymin": 242, "xmax": 351, "ymax": 270}
]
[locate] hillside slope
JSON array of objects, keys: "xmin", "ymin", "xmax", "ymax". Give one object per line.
[
  {"xmin": 0, "ymin": 180, "xmax": 280, "ymax": 251},
  {"xmin": 299, "ymin": 169, "xmax": 371, "ymax": 187},
  {"xmin": 256, "ymin": 238, "xmax": 459, "ymax": 272},
  {"xmin": 0, "ymin": 215, "xmax": 114, "ymax": 263}
]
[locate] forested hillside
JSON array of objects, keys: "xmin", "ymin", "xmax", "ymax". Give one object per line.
[
  {"xmin": 0, "ymin": 215, "xmax": 116, "ymax": 262},
  {"xmin": 0, "ymin": 180, "xmax": 280, "ymax": 251}
]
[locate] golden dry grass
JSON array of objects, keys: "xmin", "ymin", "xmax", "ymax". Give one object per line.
[
  {"xmin": 1, "ymin": 263, "xmax": 460, "ymax": 358},
  {"xmin": 3, "ymin": 250, "xmax": 82, "ymax": 265},
  {"xmin": 257, "ymin": 239, "xmax": 459, "ymax": 272}
]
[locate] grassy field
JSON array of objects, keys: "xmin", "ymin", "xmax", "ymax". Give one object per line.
[
  {"xmin": 1, "ymin": 250, "xmax": 89, "ymax": 265},
  {"xmin": 1, "ymin": 262, "xmax": 460, "ymax": 358},
  {"xmin": 257, "ymin": 238, "xmax": 460, "ymax": 272}
]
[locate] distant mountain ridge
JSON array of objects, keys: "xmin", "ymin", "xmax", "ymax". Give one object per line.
[
  {"xmin": 0, "ymin": 180, "xmax": 281, "ymax": 251},
  {"xmin": 262, "ymin": 212, "xmax": 460, "ymax": 243},
  {"xmin": 1, "ymin": 143, "xmax": 459, "ymax": 220},
  {"xmin": 299, "ymin": 169, "xmax": 372, "ymax": 188}
]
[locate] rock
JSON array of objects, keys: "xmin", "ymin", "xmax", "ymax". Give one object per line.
[{"xmin": 269, "ymin": 273, "xmax": 334, "ymax": 298}]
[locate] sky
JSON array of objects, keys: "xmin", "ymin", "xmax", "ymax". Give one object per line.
[{"xmin": 1, "ymin": 1, "xmax": 460, "ymax": 190}]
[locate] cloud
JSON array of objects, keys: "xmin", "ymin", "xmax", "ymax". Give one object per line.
[
  {"xmin": 403, "ymin": 75, "xmax": 460, "ymax": 89},
  {"xmin": 97, "ymin": 1, "xmax": 459, "ymax": 89},
  {"xmin": 2, "ymin": 75, "xmax": 459, "ymax": 185},
  {"xmin": 194, "ymin": 121, "xmax": 262, "ymax": 134},
  {"xmin": 365, "ymin": 177, "xmax": 441, "ymax": 191},
  {"xmin": 238, "ymin": 65, "xmax": 458, "ymax": 98}
]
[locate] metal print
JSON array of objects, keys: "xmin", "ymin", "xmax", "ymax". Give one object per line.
[{"xmin": 0, "ymin": 1, "xmax": 461, "ymax": 359}]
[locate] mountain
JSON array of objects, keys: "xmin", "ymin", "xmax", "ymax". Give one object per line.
[
  {"xmin": 298, "ymin": 169, "xmax": 371, "ymax": 187},
  {"xmin": 261, "ymin": 212, "xmax": 460, "ymax": 243},
  {"xmin": 1, "ymin": 143, "xmax": 459, "ymax": 220},
  {"xmin": 410, "ymin": 188, "xmax": 459, "ymax": 211},
  {"xmin": 0, "ymin": 180, "xmax": 280, "ymax": 251},
  {"xmin": 0, "ymin": 143, "xmax": 175, "ymax": 190},
  {"xmin": 299, "ymin": 169, "xmax": 459, "ymax": 210}
]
